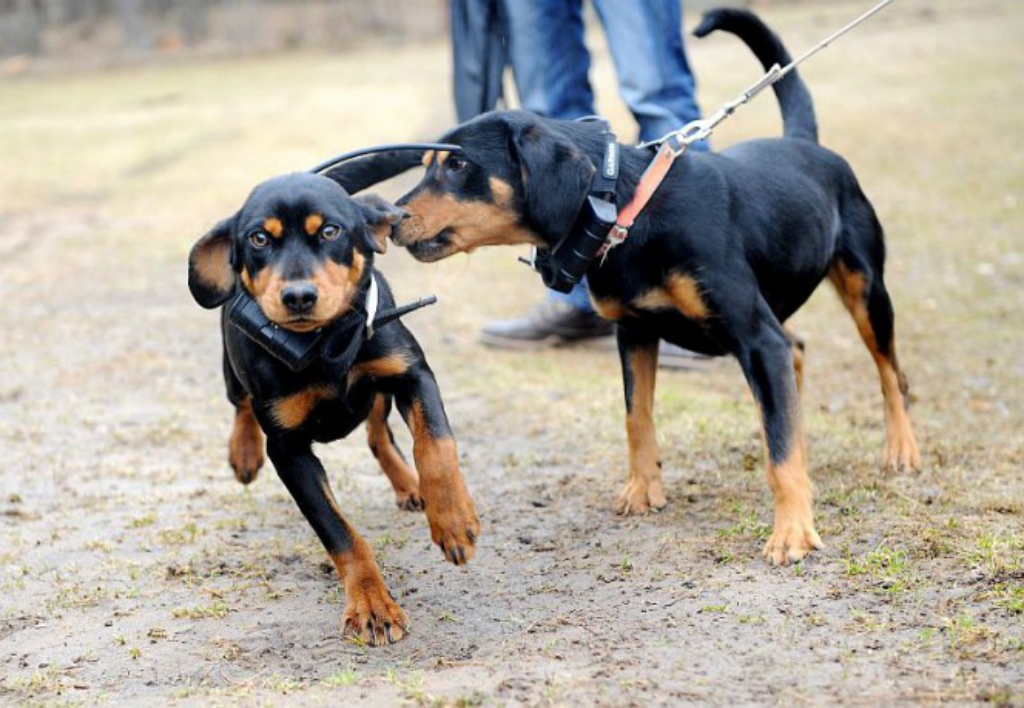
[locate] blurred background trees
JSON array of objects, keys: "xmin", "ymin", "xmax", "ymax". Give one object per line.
[{"xmin": 0, "ymin": 0, "xmax": 444, "ymax": 65}]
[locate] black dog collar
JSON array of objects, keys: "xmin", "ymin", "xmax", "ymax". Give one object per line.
[
  {"xmin": 525, "ymin": 121, "xmax": 620, "ymax": 293},
  {"xmin": 227, "ymin": 271, "xmax": 436, "ymax": 374}
]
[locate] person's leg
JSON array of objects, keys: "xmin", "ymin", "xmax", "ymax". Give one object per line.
[
  {"xmin": 503, "ymin": 0, "xmax": 594, "ymax": 119},
  {"xmin": 485, "ymin": 0, "xmax": 609, "ymax": 347},
  {"xmin": 592, "ymin": 0, "xmax": 703, "ymax": 144}
]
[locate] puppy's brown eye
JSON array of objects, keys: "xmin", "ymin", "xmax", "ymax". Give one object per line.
[
  {"xmin": 320, "ymin": 224, "xmax": 342, "ymax": 241},
  {"xmin": 249, "ymin": 231, "xmax": 269, "ymax": 248},
  {"xmin": 446, "ymin": 157, "xmax": 467, "ymax": 172}
]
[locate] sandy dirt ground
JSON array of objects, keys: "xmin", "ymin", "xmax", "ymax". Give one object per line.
[{"xmin": 1, "ymin": 0, "xmax": 1022, "ymax": 705}]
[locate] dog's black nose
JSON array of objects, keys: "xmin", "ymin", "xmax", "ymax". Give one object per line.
[{"xmin": 281, "ymin": 282, "xmax": 318, "ymax": 314}]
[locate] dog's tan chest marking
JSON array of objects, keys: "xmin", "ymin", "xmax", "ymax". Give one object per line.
[
  {"xmin": 270, "ymin": 384, "xmax": 337, "ymax": 429},
  {"xmin": 348, "ymin": 354, "xmax": 411, "ymax": 387},
  {"xmin": 631, "ymin": 273, "xmax": 709, "ymax": 320},
  {"xmin": 590, "ymin": 296, "xmax": 626, "ymax": 321}
]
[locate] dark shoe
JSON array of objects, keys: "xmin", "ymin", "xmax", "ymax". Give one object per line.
[
  {"xmin": 658, "ymin": 341, "xmax": 717, "ymax": 370},
  {"xmin": 480, "ymin": 300, "xmax": 614, "ymax": 349}
]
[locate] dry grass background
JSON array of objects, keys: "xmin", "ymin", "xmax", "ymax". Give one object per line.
[{"xmin": 1, "ymin": 0, "xmax": 1022, "ymax": 704}]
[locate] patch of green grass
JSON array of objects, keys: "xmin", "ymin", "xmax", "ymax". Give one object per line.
[
  {"xmin": 717, "ymin": 504, "xmax": 771, "ymax": 540},
  {"xmin": 264, "ymin": 675, "xmax": 301, "ymax": 694},
  {"xmin": 157, "ymin": 521, "xmax": 200, "ymax": 546},
  {"xmin": 128, "ymin": 512, "xmax": 157, "ymax": 528},
  {"xmin": 993, "ymin": 584, "xmax": 1024, "ymax": 615},
  {"xmin": 964, "ymin": 531, "xmax": 1023, "ymax": 575},
  {"xmin": 700, "ymin": 604, "xmax": 728, "ymax": 614},
  {"xmin": 4, "ymin": 667, "xmax": 71, "ymax": 696},
  {"xmin": 385, "ymin": 669, "xmax": 432, "ymax": 705},
  {"xmin": 843, "ymin": 543, "xmax": 913, "ymax": 594},
  {"xmin": 322, "ymin": 668, "xmax": 359, "ymax": 688},
  {"xmin": 849, "ymin": 610, "xmax": 889, "ymax": 632},
  {"xmin": 171, "ymin": 600, "xmax": 230, "ymax": 619},
  {"xmin": 940, "ymin": 613, "xmax": 998, "ymax": 659}
]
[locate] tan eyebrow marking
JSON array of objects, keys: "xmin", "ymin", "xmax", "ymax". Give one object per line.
[
  {"xmin": 304, "ymin": 213, "xmax": 323, "ymax": 236},
  {"xmin": 262, "ymin": 217, "xmax": 283, "ymax": 238}
]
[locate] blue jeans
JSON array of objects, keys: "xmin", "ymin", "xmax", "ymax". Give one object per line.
[{"xmin": 502, "ymin": 0, "xmax": 703, "ymax": 312}]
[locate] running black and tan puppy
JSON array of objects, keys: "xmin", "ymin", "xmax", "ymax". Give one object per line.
[
  {"xmin": 188, "ymin": 173, "xmax": 479, "ymax": 643},
  {"xmin": 385, "ymin": 9, "xmax": 920, "ymax": 564}
]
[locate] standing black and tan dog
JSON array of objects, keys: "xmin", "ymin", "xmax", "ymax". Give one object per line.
[
  {"xmin": 386, "ymin": 9, "xmax": 920, "ymax": 564},
  {"xmin": 188, "ymin": 173, "xmax": 479, "ymax": 643}
]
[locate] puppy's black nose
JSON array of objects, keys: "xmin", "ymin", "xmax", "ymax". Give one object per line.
[{"xmin": 281, "ymin": 282, "xmax": 318, "ymax": 314}]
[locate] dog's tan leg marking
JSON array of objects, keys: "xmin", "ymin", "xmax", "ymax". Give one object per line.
[
  {"xmin": 407, "ymin": 402, "xmax": 480, "ymax": 565},
  {"xmin": 228, "ymin": 396, "xmax": 265, "ymax": 485},
  {"xmin": 762, "ymin": 423, "xmax": 823, "ymax": 565},
  {"xmin": 829, "ymin": 264, "xmax": 920, "ymax": 471},
  {"xmin": 366, "ymin": 394, "xmax": 422, "ymax": 511},
  {"xmin": 324, "ymin": 500, "xmax": 408, "ymax": 645},
  {"xmin": 616, "ymin": 341, "xmax": 666, "ymax": 515}
]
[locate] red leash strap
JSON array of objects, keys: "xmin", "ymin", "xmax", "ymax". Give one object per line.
[{"xmin": 598, "ymin": 134, "xmax": 686, "ymax": 259}]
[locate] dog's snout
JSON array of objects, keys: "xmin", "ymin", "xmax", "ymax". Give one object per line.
[{"xmin": 281, "ymin": 282, "xmax": 318, "ymax": 314}]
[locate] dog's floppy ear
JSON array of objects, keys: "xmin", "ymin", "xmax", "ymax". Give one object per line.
[
  {"xmin": 507, "ymin": 120, "xmax": 595, "ymax": 246},
  {"xmin": 353, "ymin": 193, "xmax": 408, "ymax": 255},
  {"xmin": 188, "ymin": 217, "xmax": 238, "ymax": 309}
]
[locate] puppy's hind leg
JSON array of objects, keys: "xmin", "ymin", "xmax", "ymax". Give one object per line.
[
  {"xmin": 366, "ymin": 393, "xmax": 423, "ymax": 511},
  {"xmin": 784, "ymin": 325, "xmax": 806, "ymax": 395},
  {"xmin": 733, "ymin": 306, "xmax": 822, "ymax": 565},
  {"xmin": 224, "ymin": 352, "xmax": 264, "ymax": 485},
  {"xmin": 829, "ymin": 207, "xmax": 921, "ymax": 471}
]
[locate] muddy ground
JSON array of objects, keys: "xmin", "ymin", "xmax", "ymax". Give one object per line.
[{"xmin": 1, "ymin": 0, "xmax": 1022, "ymax": 705}]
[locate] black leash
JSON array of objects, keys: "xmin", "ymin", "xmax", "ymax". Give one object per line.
[{"xmin": 310, "ymin": 142, "xmax": 462, "ymax": 176}]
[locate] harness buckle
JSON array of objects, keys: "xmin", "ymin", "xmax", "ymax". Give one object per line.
[{"xmin": 599, "ymin": 224, "xmax": 629, "ymax": 266}]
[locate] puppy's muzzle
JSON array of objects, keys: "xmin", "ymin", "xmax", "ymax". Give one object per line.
[{"xmin": 281, "ymin": 281, "xmax": 319, "ymax": 315}]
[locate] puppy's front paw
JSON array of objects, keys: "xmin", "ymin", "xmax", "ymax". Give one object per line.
[
  {"xmin": 615, "ymin": 477, "xmax": 667, "ymax": 515},
  {"xmin": 883, "ymin": 427, "xmax": 921, "ymax": 472},
  {"xmin": 762, "ymin": 513, "xmax": 823, "ymax": 566},
  {"xmin": 424, "ymin": 489, "xmax": 480, "ymax": 566},
  {"xmin": 229, "ymin": 417, "xmax": 264, "ymax": 485},
  {"xmin": 341, "ymin": 577, "xmax": 408, "ymax": 646},
  {"xmin": 395, "ymin": 488, "xmax": 425, "ymax": 512}
]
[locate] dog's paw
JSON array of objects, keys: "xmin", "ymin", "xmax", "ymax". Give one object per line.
[
  {"xmin": 341, "ymin": 578, "xmax": 409, "ymax": 646},
  {"xmin": 229, "ymin": 428, "xmax": 264, "ymax": 486},
  {"xmin": 883, "ymin": 428, "xmax": 921, "ymax": 473},
  {"xmin": 395, "ymin": 488, "xmax": 425, "ymax": 512},
  {"xmin": 424, "ymin": 491, "xmax": 480, "ymax": 566},
  {"xmin": 762, "ymin": 515, "xmax": 823, "ymax": 566},
  {"xmin": 615, "ymin": 477, "xmax": 667, "ymax": 516}
]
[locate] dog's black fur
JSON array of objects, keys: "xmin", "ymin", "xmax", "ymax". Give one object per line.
[
  {"xmin": 381, "ymin": 8, "xmax": 920, "ymax": 564},
  {"xmin": 188, "ymin": 173, "xmax": 479, "ymax": 644}
]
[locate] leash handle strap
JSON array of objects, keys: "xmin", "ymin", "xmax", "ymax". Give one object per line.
[{"xmin": 610, "ymin": 135, "xmax": 681, "ymax": 236}]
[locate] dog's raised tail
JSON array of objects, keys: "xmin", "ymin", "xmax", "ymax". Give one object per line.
[{"xmin": 694, "ymin": 8, "xmax": 818, "ymax": 143}]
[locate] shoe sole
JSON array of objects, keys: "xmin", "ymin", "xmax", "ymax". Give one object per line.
[{"xmin": 479, "ymin": 332, "xmax": 614, "ymax": 351}]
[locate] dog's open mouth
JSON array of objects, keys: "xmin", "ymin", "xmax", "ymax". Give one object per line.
[{"xmin": 405, "ymin": 230, "xmax": 454, "ymax": 262}]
